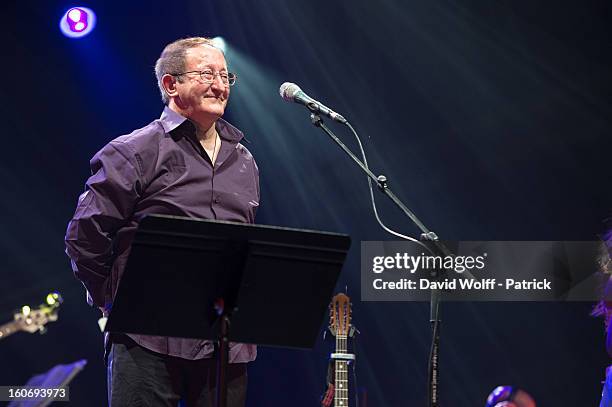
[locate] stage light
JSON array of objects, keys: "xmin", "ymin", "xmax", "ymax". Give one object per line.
[
  {"xmin": 59, "ymin": 6, "xmax": 96, "ymax": 38},
  {"xmin": 67, "ymin": 9, "xmax": 82, "ymax": 22},
  {"xmin": 211, "ymin": 37, "xmax": 227, "ymax": 53}
]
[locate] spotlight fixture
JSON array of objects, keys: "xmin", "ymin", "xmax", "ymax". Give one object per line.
[{"xmin": 59, "ymin": 6, "xmax": 96, "ymax": 38}]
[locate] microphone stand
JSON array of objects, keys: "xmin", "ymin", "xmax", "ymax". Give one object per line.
[{"xmin": 309, "ymin": 112, "xmax": 451, "ymax": 407}]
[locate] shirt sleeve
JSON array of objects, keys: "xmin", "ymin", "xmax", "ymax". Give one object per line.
[{"xmin": 65, "ymin": 140, "xmax": 143, "ymax": 307}]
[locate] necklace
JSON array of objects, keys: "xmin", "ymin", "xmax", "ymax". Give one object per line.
[{"xmin": 210, "ymin": 130, "xmax": 219, "ymax": 165}]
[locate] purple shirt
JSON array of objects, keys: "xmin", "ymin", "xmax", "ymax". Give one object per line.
[{"xmin": 65, "ymin": 107, "xmax": 259, "ymax": 362}]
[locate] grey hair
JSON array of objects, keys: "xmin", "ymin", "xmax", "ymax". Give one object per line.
[{"xmin": 154, "ymin": 37, "xmax": 219, "ymax": 105}]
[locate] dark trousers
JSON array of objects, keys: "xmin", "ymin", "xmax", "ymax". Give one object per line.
[{"xmin": 107, "ymin": 337, "xmax": 247, "ymax": 407}]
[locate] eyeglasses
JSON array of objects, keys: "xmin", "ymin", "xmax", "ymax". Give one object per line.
[{"xmin": 170, "ymin": 69, "xmax": 237, "ymax": 86}]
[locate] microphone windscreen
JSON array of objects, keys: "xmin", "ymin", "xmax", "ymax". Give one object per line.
[{"xmin": 279, "ymin": 82, "xmax": 301, "ymax": 102}]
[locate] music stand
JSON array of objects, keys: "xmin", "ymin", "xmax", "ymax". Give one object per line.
[
  {"xmin": 105, "ymin": 214, "xmax": 351, "ymax": 407},
  {"xmin": 7, "ymin": 359, "xmax": 87, "ymax": 407}
]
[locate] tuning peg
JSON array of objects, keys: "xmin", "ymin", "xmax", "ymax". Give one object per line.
[
  {"xmin": 20, "ymin": 305, "xmax": 31, "ymax": 317},
  {"xmin": 46, "ymin": 292, "xmax": 63, "ymax": 306}
]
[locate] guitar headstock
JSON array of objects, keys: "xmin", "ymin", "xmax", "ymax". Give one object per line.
[
  {"xmin": 329, "ymin": 293, "xmax": 351, "ymax": 337},
  {"xmin": 13, "ymin": 292, "xmax": 63, "ymax": 334}
]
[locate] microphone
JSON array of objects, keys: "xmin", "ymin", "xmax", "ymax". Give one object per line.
[{"xmin": 279, "ymin": 82, "xmax": 347, "ymax": 124}]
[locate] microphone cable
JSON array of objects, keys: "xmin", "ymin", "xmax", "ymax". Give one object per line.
[{"xmin": 344, "ymin": 120, "xmax": 432, "ymax": 253}]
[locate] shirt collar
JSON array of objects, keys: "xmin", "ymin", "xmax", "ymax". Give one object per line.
[
  {"xmin": 159, "ymin": 106, "xmax": 244, "ymax": 143},
  {"xmin": 159, "ymin": 106, "xmax": 187, "ymax": 133}
]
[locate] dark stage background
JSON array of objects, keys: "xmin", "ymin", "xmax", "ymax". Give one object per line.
[{"xmin": 1, "ymin": 0, "xmax": 611, "ymax": 405}]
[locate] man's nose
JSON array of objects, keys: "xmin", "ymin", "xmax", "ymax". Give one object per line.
[{"xmin": 210, "ymin": 74, "xmax": 226, "ymax": 90}]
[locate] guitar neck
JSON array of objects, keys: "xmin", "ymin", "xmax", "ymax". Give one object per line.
[
  {"xmin": 334, "ymin": 334, "xmax": 349, "ymax": 407},
  {"xmin": 0, "ymin": 321, "xmax": 21, "ymax": 340}
]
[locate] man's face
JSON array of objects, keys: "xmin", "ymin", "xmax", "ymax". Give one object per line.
[{"xmin": 174, "ymin": 45, "xmax": 230, "ymax": 124}]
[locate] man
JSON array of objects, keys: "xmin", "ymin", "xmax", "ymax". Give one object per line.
[{"xmin": 65, "ymin": 37, "xmax": 259, "ymax": 406}]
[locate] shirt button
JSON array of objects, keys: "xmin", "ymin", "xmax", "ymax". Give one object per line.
[{"xmin": 214, "ymin": 196, "xmax": 220, "ymax": 204}]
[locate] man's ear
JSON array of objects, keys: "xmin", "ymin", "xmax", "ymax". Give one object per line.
[{"xmin": 161, "ymin": 74, "xmax": 179, "ymax": 99}]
